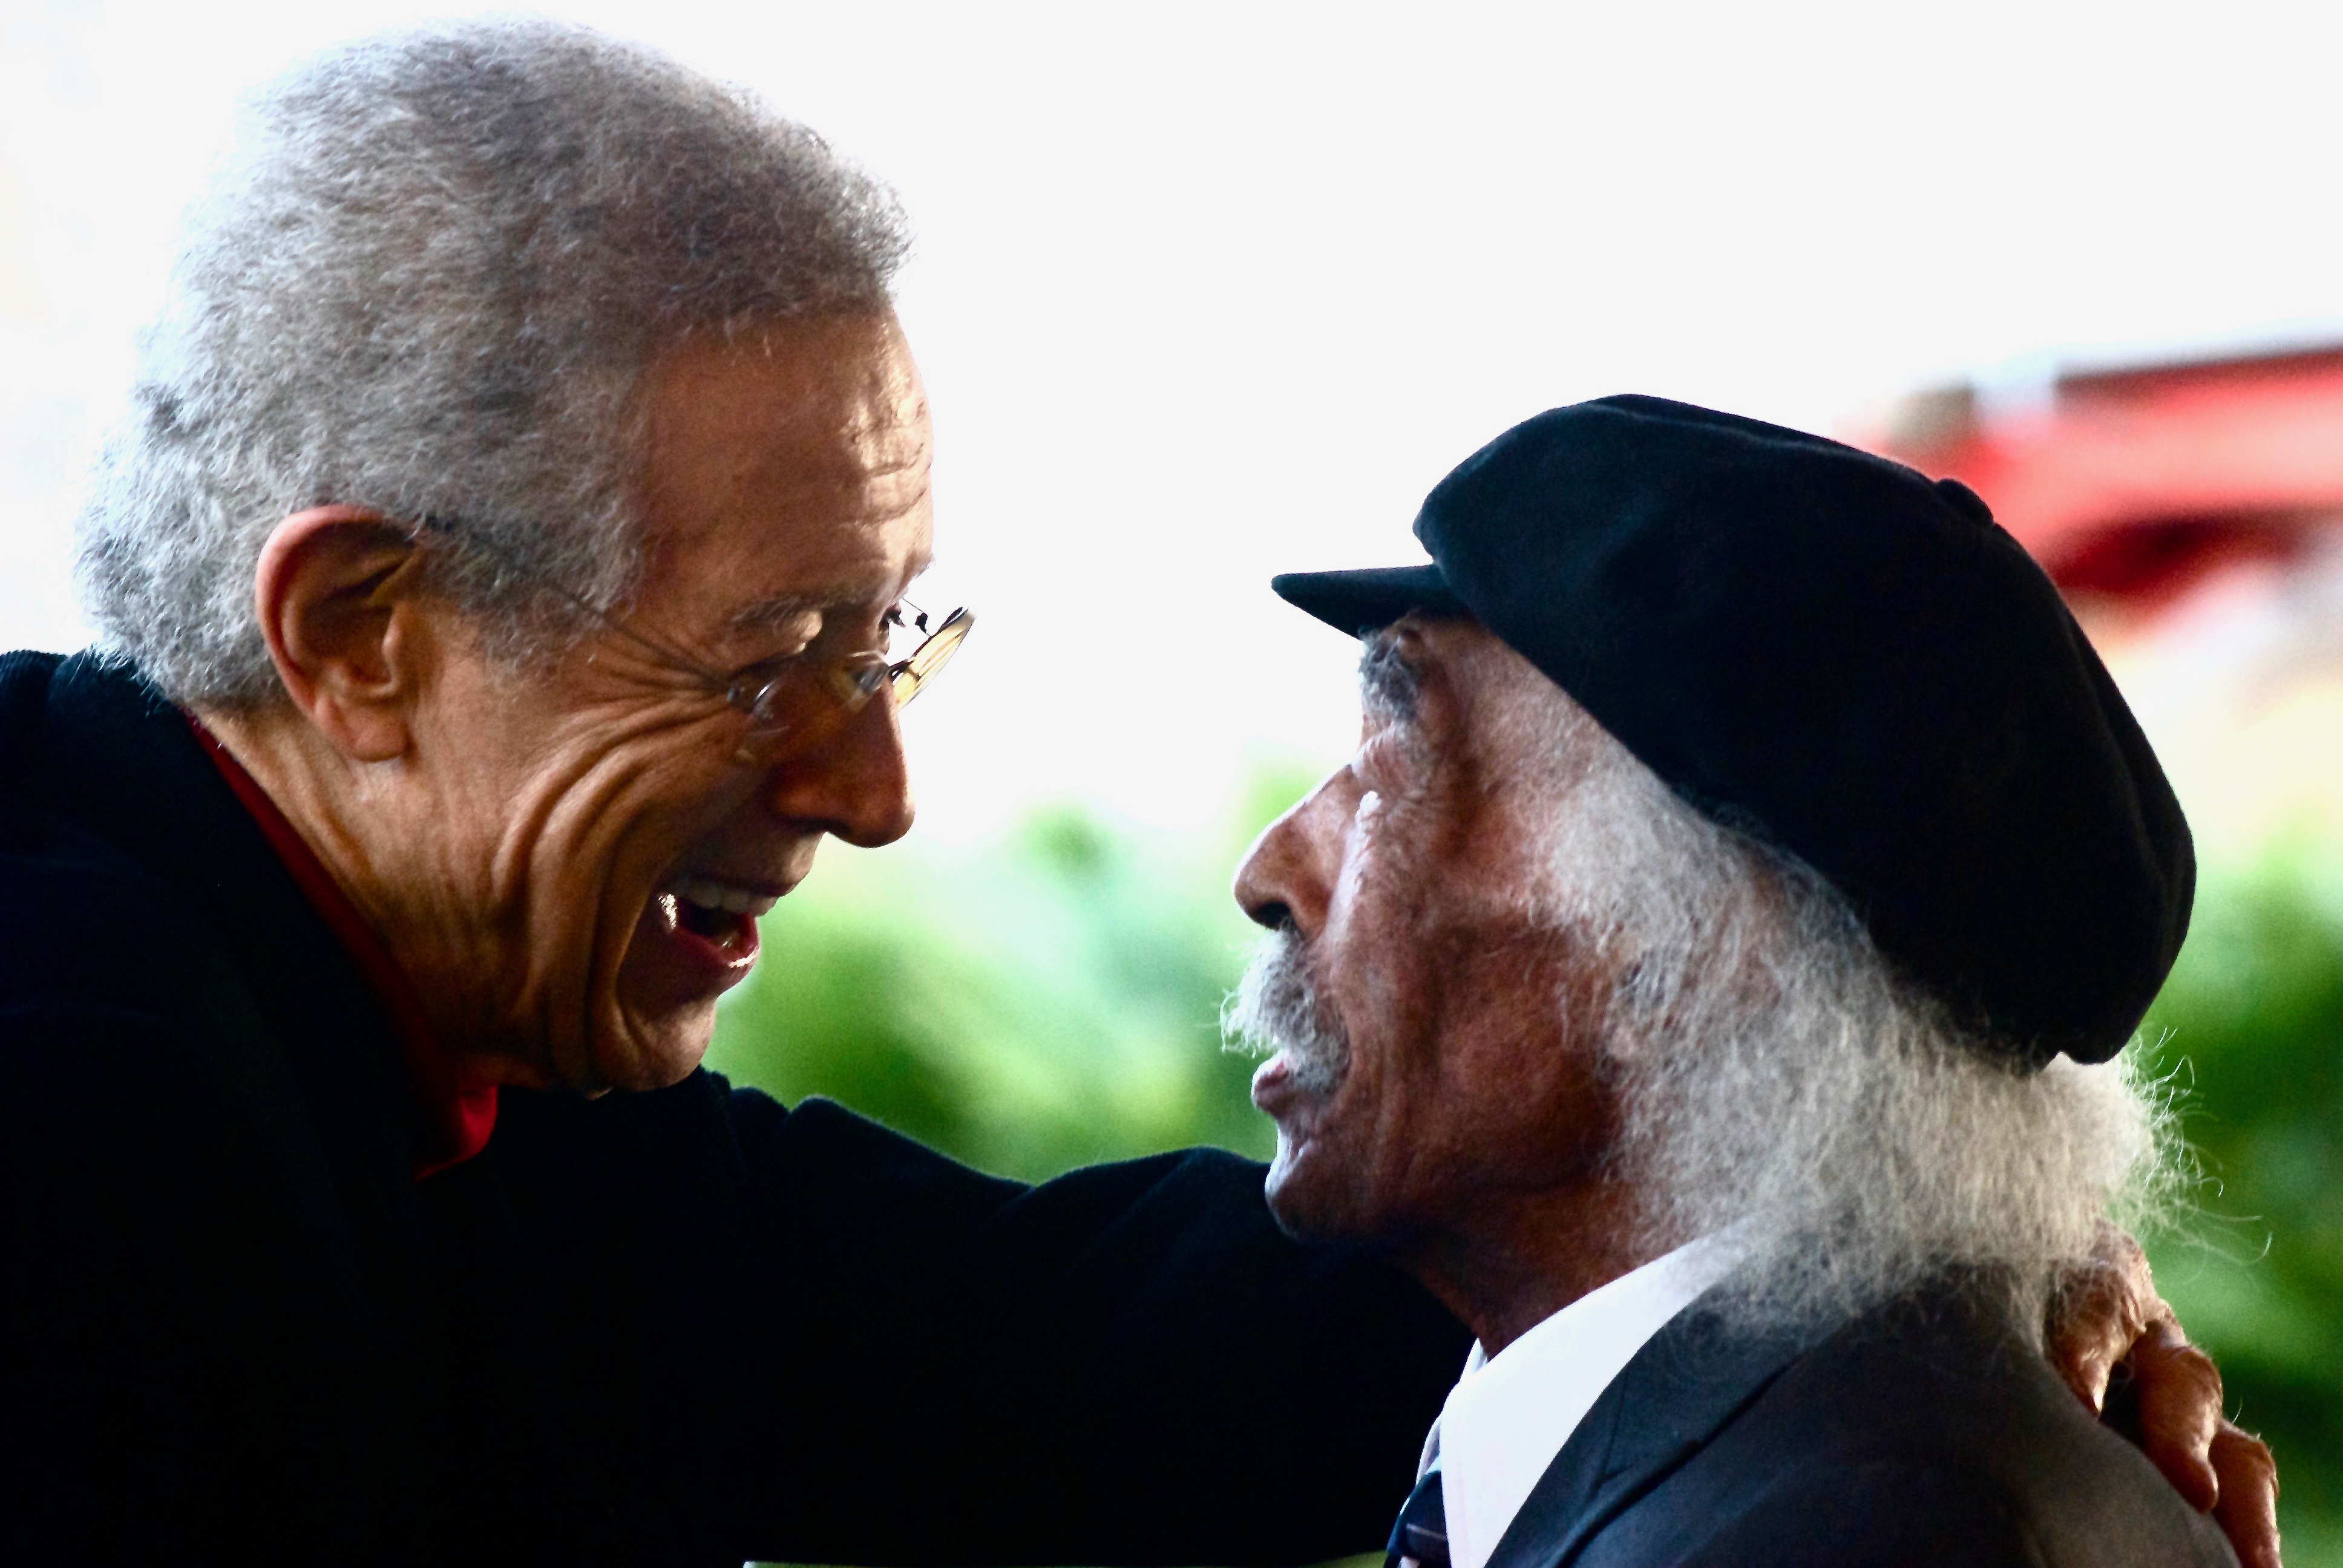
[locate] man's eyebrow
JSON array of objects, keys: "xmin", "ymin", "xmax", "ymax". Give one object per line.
[
  {"xmin": 722, "ymin": 593, "xmax": 836, "ymax": 638},
  {"xmin": 1358, "ymin": 631, "xmax": 1422, "ymax": 722},
  {"xmin": 719, "ymin": 550, "xmax": 936, "ymax": 641},
  {"xmin": 720, "ymin": 579, "xmax": 911, "ymax": 639}
]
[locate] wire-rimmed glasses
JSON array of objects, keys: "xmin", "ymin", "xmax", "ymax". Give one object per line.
[
  {"xmin": 721, "ymin": 600, "xmax": 974, "ymax": 742},
  {"xmin": 414, "ymin": 514, "xmax": 972, "ymax": 763}
]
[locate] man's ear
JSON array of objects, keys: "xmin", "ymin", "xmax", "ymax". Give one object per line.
[{"xmin": 252, "ymin": 506, "xmax": 434, "ymax": 763}]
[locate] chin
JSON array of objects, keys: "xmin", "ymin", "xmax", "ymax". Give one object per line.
[
  {"xmin": 586, "ymin": 1005, "xmax": 720, "ymax": 1093},
  {"xmin": 1261, "ymin": 1132, "xmax": 1375, "ymax": 1246}
]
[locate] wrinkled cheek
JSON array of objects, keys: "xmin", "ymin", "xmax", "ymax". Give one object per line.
[
  {"xmin": 614, "ymin": 895, "xmax": 686, "ymax": 1019},
  {"xmin": 558, "ymin": 760, "xmax": 749, "ymax": 1088},
  {"xmin": 598, "ymin": 902, "xmax": 725, "ymax": 1091}
]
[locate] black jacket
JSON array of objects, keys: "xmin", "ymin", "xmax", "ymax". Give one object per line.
[
  {"xmin": 0, "ymin": 650, "xmax": 1470, "ymax": 1566},
  {"xmin": 1483, "ymin": 1286, "xmax": 2236, "ymax": 1568}
]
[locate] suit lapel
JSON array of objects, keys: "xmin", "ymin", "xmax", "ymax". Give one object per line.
[{"xmin": 1481, "ymin": 1294, "xmax": 1820, "ymax": 1568}]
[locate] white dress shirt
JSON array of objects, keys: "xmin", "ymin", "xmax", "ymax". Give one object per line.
[{"xmin": 1420, "ymin": 1233, "xmax": 1740, "ymax": 1568}]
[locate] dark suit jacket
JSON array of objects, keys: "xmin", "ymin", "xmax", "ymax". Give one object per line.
[
  {"xmin": 1484, "ymin": 1286, "xmax": 2236, "ymax": 1568},
  {"xmin": 0, "ymin": 650, "xmax": 1470, "ymax": 1566}
]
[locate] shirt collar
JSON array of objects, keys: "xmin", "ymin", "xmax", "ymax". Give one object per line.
[
  {"xmin": 1423, "ymin": 1230, "xmax": 1742, "ymax": 1568},
  {"xmin": 186, "ymin": 714, "xmax": 497, "ymax": 1178}
]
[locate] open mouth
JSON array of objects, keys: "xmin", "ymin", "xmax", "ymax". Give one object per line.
[{"xmin": 660, "ymin": 874, "xmax": 782, "ymax": 959}]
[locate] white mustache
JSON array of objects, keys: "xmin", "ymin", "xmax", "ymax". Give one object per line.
[{"xmin": 1223, "ymin": 925, "xmax": 1352, "ymax": 1095}]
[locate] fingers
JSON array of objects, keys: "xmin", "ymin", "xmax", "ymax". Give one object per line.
[
  {"xmin": 2048, "ymin": 1320, "xmax": 2117, "ymax": 1415},
  {"xmin": 2045, "ymin": 1226, "xmax": 2156, "ymax": 1413},
  {"xmin": 2088, "ymin": 1220, "xmax": 2155, "ymax": 1287},
  {"xmin": 2046, "ymin": 1295, "xmax": 2123, "ymax": 1414},
  {"xmin": 2130, "ymin": 1312, "xmax": 2222, "ymax": 1514},
  {"xmin": 2208, "ymin": 1422, "xmax": 2281, "ymax": 1568},
  {"xmin": 2045, "ymin": 1224, "xmax": 2281, "ymax": 1568}
]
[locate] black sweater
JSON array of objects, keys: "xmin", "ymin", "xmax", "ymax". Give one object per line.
[{"xmin": 0, "ymin": 650, "xmax": 1468, "ymax": 1566}]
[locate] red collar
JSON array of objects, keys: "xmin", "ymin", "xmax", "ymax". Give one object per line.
[{"xmin": 187, "ymin": 716, "xmax": 497, "ymax": 1178}]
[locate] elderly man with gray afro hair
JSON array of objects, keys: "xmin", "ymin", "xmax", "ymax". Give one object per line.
[{"xmin": 0, "ymin": 19, "xmax": 2269, "ymax": 1568}]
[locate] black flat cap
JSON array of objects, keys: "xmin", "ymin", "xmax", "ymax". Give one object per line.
[{"xmin": 1274, "ymin": 394, "xmax": 2193, "ymax": 1069}]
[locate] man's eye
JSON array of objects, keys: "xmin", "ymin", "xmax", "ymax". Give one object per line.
[
  {"xmin": 762, "ymin": 609, "xmax": 836, "ymax": 662},
  {"xmin": 743, "ymin": 642, "xmax": 812, "ymax": 677},
  {"xmin": 734, "ymin": 625, "xmax": 828, "ymax": 679}
]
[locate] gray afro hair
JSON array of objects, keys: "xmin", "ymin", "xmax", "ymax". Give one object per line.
[{"xmin": 76, "ymin": 18, "xmax": 911, "ymax": 708}]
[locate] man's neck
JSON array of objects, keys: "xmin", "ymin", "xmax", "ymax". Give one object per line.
[
  {"xmin": 198, "ymin": 707, "xmax": 375, "ymax": 901},
  {"xmin": 187, "ymin": 706, "xmax": 506, "ymax": 1171},
  {"xmin": 193, "ymin": 705, "xmax": 547, "ymax": 1090},
  {"xmin": 1400, "ymin": 1179, "xmax": 1658, "ymax": 1356}
]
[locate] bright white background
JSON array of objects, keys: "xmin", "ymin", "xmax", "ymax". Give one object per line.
[{"xmin": 5, "ymin": 0, "xmax": 2341, "ymax": 839}]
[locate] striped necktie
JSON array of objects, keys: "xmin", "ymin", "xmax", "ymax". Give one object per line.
[{"xmin": 1384, "ymin": 1468, "xmax": 1449, "ymax": 1568}]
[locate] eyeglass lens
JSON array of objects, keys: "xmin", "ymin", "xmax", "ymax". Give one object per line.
[
  {"xmin": 735, "ymin": 605, "xmax": 971, "ymax": 739},
  {"xmin": 890, "ymin": 607, "xmax": 972, "ymax": 706}
]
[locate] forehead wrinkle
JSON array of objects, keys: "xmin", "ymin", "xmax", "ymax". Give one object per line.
[
  {"xmin": 853, "ymin": 407, "xmax": 931, "ymax": 470},
  {"xmin": 807, "ymin": 427, "xmax": 931, "ymax": 479}
]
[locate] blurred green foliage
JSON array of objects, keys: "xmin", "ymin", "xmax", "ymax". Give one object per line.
[
  {"xmin": 712, "ymin": 773, "xmax": 2343, "ymax": 1568},
  {"xmin": 2140, "ymin": 851, "xmax": 2343, "ymax": 1568},
  {"xmin": 708, "ymin": 757, "xmax": 1325, "ymax": 1179}
]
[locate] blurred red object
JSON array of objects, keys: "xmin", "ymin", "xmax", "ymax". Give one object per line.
[{"xmin": 1853, "ymin": 345, "xmax": 2343, "ymax": 621}]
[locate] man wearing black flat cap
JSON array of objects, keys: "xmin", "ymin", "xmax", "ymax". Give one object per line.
[
  {"xmin": 0, "ymin": 16, "xmax": 2273, "ymax": 1563},
  {"xmin": 1228, "ymin": 396, "xmax": 2274, "ymax": 1567}
]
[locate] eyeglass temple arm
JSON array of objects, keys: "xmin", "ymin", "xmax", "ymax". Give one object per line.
[{"xmin": 414, "ymin": 512, "xmax": 715, "ymax": 680}]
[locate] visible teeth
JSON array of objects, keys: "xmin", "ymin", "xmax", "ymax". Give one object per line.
[{"xmin": 670, "ymin": 875, "xmax": 781, "ymax": 918}]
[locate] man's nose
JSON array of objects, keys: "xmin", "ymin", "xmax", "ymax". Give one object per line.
[
  {"xmin": 1232, "ymin": 770, "xmax": 1349, "ymax": 938},
  {"xmin": 762, "ymin": 693, "xmax": 916, "ymax": 848}
]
